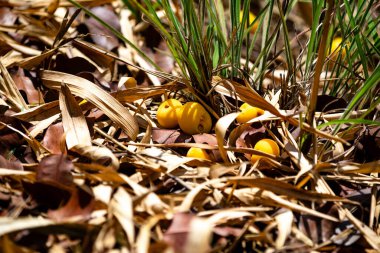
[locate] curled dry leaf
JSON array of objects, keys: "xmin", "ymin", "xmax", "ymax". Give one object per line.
[
  {"xmin": 41, "ymin": 70, "xmax": 139, "ymax": 140},
  {"xmin": 215, "ymin": 112, "xmax": 239, "ymax": 163},
  {"xmin": 59, "ymin": 82, "xmax": 92, "ymax": 149}
]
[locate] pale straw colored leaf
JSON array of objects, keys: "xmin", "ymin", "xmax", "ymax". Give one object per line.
[
  {"xmin": 275, "ymin": 210, "xmax": 293, "ymax": 249},
  {"xmin": 0, "ymin": 217, "xmax": 53, "ymax": 237},
  {"xmin": 183, "ymin": 217, "xmax": 212, "ymax": 253},
  {"xmin": 215, "ymin": 112, "xmax": 239, "ymax": 163},
  {"xmin": 41, "ymin": 70, "xmax": 139, "ymax": 140},
  {"xmin": 59, "ymin": 82, "xmax": 92, "ymax": 149},
  {"xmin": 0, "ymin": 59, "xmax": 28, "ymax": 111},
  {"xmin": 109, "ymin": 187, "xmax": 135, "ymax": 247}
]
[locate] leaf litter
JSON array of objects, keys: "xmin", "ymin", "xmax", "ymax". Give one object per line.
[{"xmin": 0, "ymin": 1, "xmax": 378, "ymax": 252}]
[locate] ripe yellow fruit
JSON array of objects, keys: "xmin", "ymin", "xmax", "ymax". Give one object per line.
[
  {"xmin": 239, "ymin": 11, "xmax": 259, "ymax": 34},
  {"xmin": 329, "ymin": 37, "xmax": 346, "ymax": 61},
  {"xmin": 178, "ymin": 102, "xmax": 212, "ymax": 135},
  {"xmin": 157, "ymin": 99, "xmax": 182, "ymax": 128},
  {"xmin": 236, "ymin": 103, "xmax": 264, "ymax": 123},
  {"xmin": 186, "ymin": 147, "xmax": 211, "ymax": 160},
  {"xmin": 251, "ymin": 138, "xmax": 280, "ymax": 163}
]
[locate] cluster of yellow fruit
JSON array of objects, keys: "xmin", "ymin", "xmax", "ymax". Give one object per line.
[
  {"xmin": 157, "ymin": 98, "xmax": 213, "ymax": 160},
  {"xmin": 157, "ymin": 99, "xmax": 212, "ymax": 135},
  {"xmin": 157, "ymin": 99, "xmax": 280, "ymax": 162}
]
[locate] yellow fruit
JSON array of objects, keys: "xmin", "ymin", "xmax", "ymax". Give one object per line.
[
  {"xmin": 239, "ymin": 11, "xmax": 258, "ymax": 34},
  {"xmin": 236, "ymin": 103, "xmax": 264, "ymax": 123},
  {"xmin": 186, "ymin": 147, "xmax": 211, "ymax": 160},
  {"xmin": 178, "ymin": 102, "xmax": 212, "ymax": 135},
  {"xmin": 239, "ymin": 102, "xmax": 251, "ymax": 111},
  {"xmin": 157, "ymin": 99, "xmax": 182, "ymax": 128},
  {"xmin": 251, "ymin": 138, "xmax": 280, "ymax": 163},
  {"xmin": 329, "ymin": 37, "xmax": 346, "ymax": 61}
]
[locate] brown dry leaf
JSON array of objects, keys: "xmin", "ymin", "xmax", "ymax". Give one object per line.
[
  {"xmin": 0, "ymin": 33, "xmax": 41, "ymax": 56},
  {"xmin": 109, "ymin": 187, "xmax": 135, "ymax": 247},
  {"xmin": 46, "ymin": 0, "xmax": 59, "ymax": 15},
  {"xmin": 86, "ymin": 6, "xmax": 120, "ymax": 51},
  {"xmin": 29, "ymin": 113, "xmax": 60, "ymax": 139},
  {"xmin": 152, "ymin": 128, "xmax": 192, "ymax": 144},
  {"xmin": 227, "ymin": 177, "xmax": 356, "ymax": 204},
  {"xmin": 0, "ymin": 60, "xmax": 28, "ymax": 111},
  {"xmin": 13, "ymin": 101, "xmax": 60, "ymax": 123},
  {"xmin": 70, "ymin": 144, "xmax": 119, "ymax": 170},
  {"xmin": 41, "ymin": 70, "xmax": 139, "ymax": 140},
  {"xmin": 17, "ymin": 48, "xmax": 57, "ymax": 70},
  {"xmin": 59, "ymin": 82, "xmax": 92, "ymax": 149},
  {"xmin": 36, "ymin": 154, "xmax": 74, "ymax": 190},
  {"xmin": 41, "ymin": 122, "xmax": 65, "ymax": 154},
  {"xmin": 119, "ymin": 173, "xmax": 169, "ymax": 214},
  {"xmin": 113, "ymin": 83, "xmax": 183, "ymax": 103},
  {"xmin": 12, "ymin": 68, "xmax": 44, "ymax": 104},
  {"xmin": 73, "ymin": 39, "xmax": 115, "ymax": 68},
  {"xmin": 0, "ymin": 7, "xmax": 18, "ymax": 25},
  {"xmin": 226, "ymin": 187, "xmax": 338, "ymax": 221},
  {"xmin": 0, "ymin": 155, "xmax": 23, "ymax": 170},
  {"xmin": 164, "ymin": 213, "xmax": 212, "ymax": 253},
  {"xmin": 75, "ymin": 163, "xmax": 125, "ymax": 184},
  {"xmin": 47, "ymin": 186, "xmax": 95, "ymax": 222}
]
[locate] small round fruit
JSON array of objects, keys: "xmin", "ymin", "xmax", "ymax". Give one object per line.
[
  {"xmin": 251, "ymin": 138, "xmax": 280, "ymax": 163},
  {"xmin": 329, "ymin": 37, "xmax": 346, "ymax": 61},
  {"xmin": 239, "ymin": 102, "xmax": 252, "ymax": 111},
  {"xmin": 236, "ymin": 103, "xmax": 264, "ymax": 123},
  {"xmin": 186, "ymin": 147, "xmax": 211, "ymax": 160},
  {"xmin": 239, "ymin": 11, "xmax": 259, "ymax": 34},
  {"xmin": 157, "ymin": 99, "xmax": 182, "ymax": 128},
  {"xmin": 178, "ymin": 102, "xmax": 212, "ymax": 135}
]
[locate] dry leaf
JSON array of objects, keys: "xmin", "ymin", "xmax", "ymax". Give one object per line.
[{"xmin": 41, "ymin": 70, "xmax": 139, "ymax": 140}]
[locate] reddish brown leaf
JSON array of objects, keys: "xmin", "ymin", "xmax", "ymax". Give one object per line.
[
  {"xmin": 41, "ymin": 123, "xmax": 65, "ymax": 154},
  {"xmin": 85, "ymin": 6, "xmax": 120, "ymax": 51},
  {"xmin": 48, "ymin": 186, "xmax": 95, "ymax": 222},
  {"xmin": 152, "ymin": 128, "xmax": 193, "ymax": 144},
  {"xmin": 0, "ymin": 155, "xmax": 23, "ymax": 170},
  {"xmin": 163, "ymin": 212, "xmax": 195, "ymax": 253},
  {"xmin": 36, "ymin": 154, "xmax": 74, "ymax": 190},
  {"xmin": 193, "ymin": 133, "xmax": 222, "ymax": 162},
  {"xmin": 234, "ymin": 123, "xmax": 266, "ymax": 159},
  {"xmin": 12, "ymin": 68, "xmax": 44, "ymax": 104}
]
